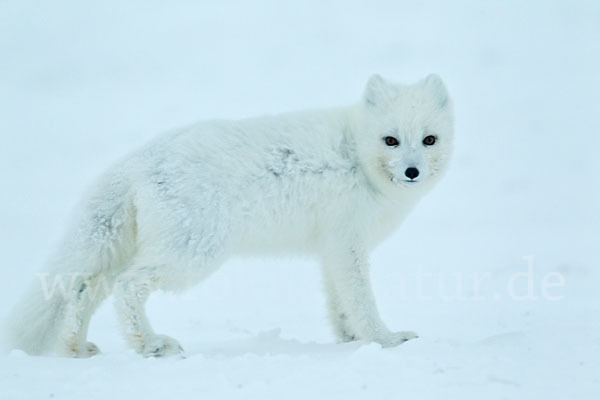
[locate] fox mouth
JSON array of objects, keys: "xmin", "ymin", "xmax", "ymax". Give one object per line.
[
  {"xmin": 400, "ymin": 179, "xmax": 420, "ymax": 186},
  {"xmin": 390, "ymin": 176, "xmax": 421, "ymax": 185}
]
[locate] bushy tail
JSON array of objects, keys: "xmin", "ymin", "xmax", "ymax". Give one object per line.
[
  {"xmin": 2, "ymin": 168, "xmax": 136, "ymax": 355},
  {"xmin": 2, "ymin": 279, "xmax": 67, "ymax": 355}
]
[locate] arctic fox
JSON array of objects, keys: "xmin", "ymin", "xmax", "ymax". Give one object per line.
[{"xmin": 3, "ymin": 74, "xmax": 454, "ymax": 357}]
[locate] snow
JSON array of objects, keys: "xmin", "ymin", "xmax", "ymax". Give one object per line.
[{"xmin": 1, "ymin": 0, "xmax": 599, "ymax": 399}]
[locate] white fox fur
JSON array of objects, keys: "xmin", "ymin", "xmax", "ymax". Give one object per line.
[{"xmin": 3, "ymin": 74, "xmax": 454, "ymax": 357}]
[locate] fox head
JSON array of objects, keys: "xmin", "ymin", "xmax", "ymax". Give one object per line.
[{"xmin": 353, "ymin": 74, "xmax": 454, "ymax": 193}]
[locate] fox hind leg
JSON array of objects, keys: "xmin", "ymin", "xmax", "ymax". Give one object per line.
[
  {"xmin": 57, "ymin": 273, "xmax": 116, "ymax": 357},
  {"xmin": 113, "ymin": 264, "xmax": 181, "ymax": 357}
]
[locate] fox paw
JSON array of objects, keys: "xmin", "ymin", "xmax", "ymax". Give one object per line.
[
  {"xmin": 375, "ymin": 331, "xmax": 419, "ymax": 348},
  {"xmin": 84, "ymin": 341, "xmax": 101, "ymax": 356},
  {"xmin": 143, "ymin": 334, "xmax": 184, "ymax": 358},
  {"xmin": 60, "ymin": 340, "xmax": 101, "ymax": 358},
  {"xmin": 339, "ymin": 330, "xmax": 358, "ymax": 343}
]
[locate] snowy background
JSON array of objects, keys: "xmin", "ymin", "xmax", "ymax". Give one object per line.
[{"xmin": 1, "ymin": 0, "xmax": 599, "ymax": 398}]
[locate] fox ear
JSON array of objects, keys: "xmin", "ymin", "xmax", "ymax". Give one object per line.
[
  {"xmin": 364, "ymin": 74, "xmax": 396, "ymax": 108},
  {"xmin": 423, "ymin": 74, "xmax": 449, "ymax": 108}
]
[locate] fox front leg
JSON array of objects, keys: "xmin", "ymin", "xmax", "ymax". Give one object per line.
[{"xmin": 322, "ymin": 243, "xmax": 417, "ymax": 347}]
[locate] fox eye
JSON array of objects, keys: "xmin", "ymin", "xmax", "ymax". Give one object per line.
[
  {"xmin": 423, "ymin": 135, "xmax": 436, "ymax": 146},
  {"xmin": 384, "ymin": 136, "xmax": 399, "ymax": 147}
]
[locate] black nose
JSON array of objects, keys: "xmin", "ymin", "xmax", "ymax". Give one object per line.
[{"xmin": 405, "ymin": 167, "xmax": 419, "ymax": 180}]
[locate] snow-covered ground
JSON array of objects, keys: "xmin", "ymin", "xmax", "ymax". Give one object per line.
[{"xmin": 1, "ymin": 1, "xmax": 599, "ymax": 399}]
